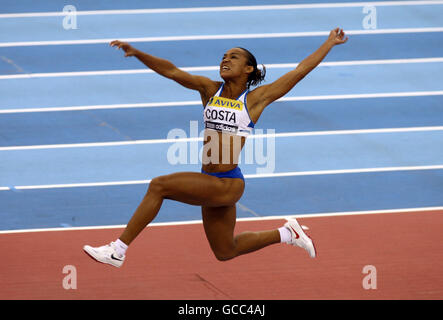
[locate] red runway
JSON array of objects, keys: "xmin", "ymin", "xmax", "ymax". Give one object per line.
[{"xmin": 1, "ymin": 210, "xmax": 442, "ymax": 300}]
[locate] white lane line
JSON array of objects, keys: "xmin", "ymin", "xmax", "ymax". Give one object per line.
[
  {"xmin": 244, "ymin": 165, "xmax": 443, "ymax": 179},
  {"xmin": 14, "ymin": 180, "xmax": 152, "ymax": 190},
  {"xmin": 1, "ymin": 90, "xmax": 443, "ymax": 114},
  {"xmin": 0, "ymin": 205, "xmax": 442, "ymax": 234},
  {"xmin": 282, "ymin": 90, "xmax": 443, "ymax": 101},
  {"xmin": 1, "ymin": 27, "xmax": 443, "ymax": 47},
  {"xmin": 2, "ymin": 57, "xmax": 443, "ymax": 80},
  {"xmin": 0, "ymin": 66, "xmax": 216, "ymax": 80},
  {"xmin": 0, "ymin": 100, "xmax": 202, "ymax": 113},
  {"xmin": 1, "ymin": 126, "xmax": 443, "ymax": 151},
  {"xmin": 2, "ymin": 165, "xmax": 442, "ymax": 191},
  {"xmin": 1, "ymin": 1, "xmax": 443, "ymax": 18}
]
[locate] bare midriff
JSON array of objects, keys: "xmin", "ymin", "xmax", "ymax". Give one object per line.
[{"xmin": 201, "ymin": 130, "xmax": 246, "ymax": 173}]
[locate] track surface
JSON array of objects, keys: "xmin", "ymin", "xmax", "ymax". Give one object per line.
[{"xmin": 1, "ymin": 211, "xmax": 442, "ymax": 300}]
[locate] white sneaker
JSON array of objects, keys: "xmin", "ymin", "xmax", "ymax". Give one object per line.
[
  {"xmin": 284, "ymin": 218, "xmax": 317, "ymax": 258},
  {"xmin": 83, "ymin": 242, "xmax": 125, "ymax": 268}
]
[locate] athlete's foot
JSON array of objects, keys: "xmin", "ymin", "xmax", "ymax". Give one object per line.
[
  {"xmin": 83, "ymin": 242, "xmax": 125, "ymax": 268},
  {"xmin": 284, "ymin": 218, "xmax": 317, "ymax": 258}
]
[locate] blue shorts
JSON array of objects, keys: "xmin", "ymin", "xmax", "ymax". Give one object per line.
[{"xmin": 201, "ymin": 166, "xmax": 245, "ymax": 181}]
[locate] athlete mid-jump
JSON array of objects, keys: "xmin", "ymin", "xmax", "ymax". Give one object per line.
[{"xmin": 84, "ymin": 28, "xmax": 348, "ymax": 267}]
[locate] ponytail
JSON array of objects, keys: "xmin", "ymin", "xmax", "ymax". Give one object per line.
[
  {"xmin": 236, "ymin": 47, "xmax": 266, "ymax": 89},
  {"xmin": 248, "ymin": 64, "xmax": 266, "ymax": 89}
]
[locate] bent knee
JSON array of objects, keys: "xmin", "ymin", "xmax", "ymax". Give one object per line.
[
  {"xmin": 214, "ymin": 253, "xmax": 234, "ymax": 262},
  {"xmin": 212, "ymin": 249, "xmax": 237, "ymax": 262},
  {"xmin": 148, "ymin": 175, "xmax": 169, "ymax": 196}
]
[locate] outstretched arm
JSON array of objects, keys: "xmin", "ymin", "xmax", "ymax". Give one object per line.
[
  {"xmin": 250, "ymin": 28, "xmax": 348, "ymax": 108},
  {"xmin": 110, "ymin": 41, "xmax": 219, "ymax": 100}
]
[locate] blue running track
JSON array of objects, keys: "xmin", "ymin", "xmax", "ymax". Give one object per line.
[{"xmin": 1, "ymin": 0, "xmax": 442, "ymax": 231}]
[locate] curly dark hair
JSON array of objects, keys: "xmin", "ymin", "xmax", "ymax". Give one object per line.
[{"xmin": 236, "ymin": 47, "xmax": 266, "ymax": 89}]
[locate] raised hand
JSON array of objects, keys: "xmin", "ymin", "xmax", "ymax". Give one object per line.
[
  {"xmin": 110, "ymin": 40, "xmax": 138, "ymax": 57},
  {"xmin": 328, "ymin": 28, "xmax": 349, "ymax": 45}
]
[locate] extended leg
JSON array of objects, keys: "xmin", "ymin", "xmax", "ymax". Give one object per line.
[
  {"xmin": 201, "ymin": 205, "xmax": 281, "ymax": 261},
  {"xmin": 119, "ymin": 172, "xmax": 245, "ymax": 245}
]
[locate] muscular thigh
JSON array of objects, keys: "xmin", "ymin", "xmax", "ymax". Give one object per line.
[{"xmin": 152, "ymin": 171, "xmax": 244, "ymax": 207}]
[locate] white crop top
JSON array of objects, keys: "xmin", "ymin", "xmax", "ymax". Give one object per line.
[{"xmin": 203, "ymin": 83, "xmax": 255, "ymax": 137}]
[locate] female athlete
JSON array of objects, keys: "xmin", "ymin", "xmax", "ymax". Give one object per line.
[{"xmin": 84, "ymin": 28, "xmax": 348, "ymax": 267}]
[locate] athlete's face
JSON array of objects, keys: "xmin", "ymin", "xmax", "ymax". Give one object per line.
[{"xmin": 220, "ymin": 48, "xmax": 254, "ymax": 81}]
